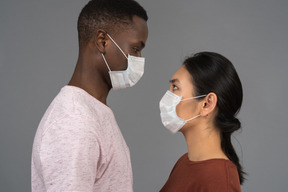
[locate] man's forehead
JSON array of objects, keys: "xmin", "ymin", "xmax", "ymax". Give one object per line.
[{"xmin": 130, "ymin": 16, "xmax": 148, "ymax": 40}]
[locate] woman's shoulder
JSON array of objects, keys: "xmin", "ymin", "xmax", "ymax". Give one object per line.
[
  {"xmin": 161, "ymin": 155, "xmax": 241, "ymax": 192},
  {"xmin": 191, "ymin": 159, "xmax": 241, "ymax": 191}
]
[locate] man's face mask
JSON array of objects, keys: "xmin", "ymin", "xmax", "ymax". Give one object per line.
[
  {"xmin": 159, "ymin": 90, "xmax": 206, "ymax": 133},
  {"xmin": 101, "ymin": 33, "xmax": 145, "ymax": 90}
]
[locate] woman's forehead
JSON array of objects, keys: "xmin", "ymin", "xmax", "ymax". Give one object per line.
[{"xmin": 172, "ymin": 66, "xmax": 191, "ymax": 83}]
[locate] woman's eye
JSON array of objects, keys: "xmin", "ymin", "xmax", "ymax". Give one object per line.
[{"xmin": 172, "ymin": 85, "xmax": 179, "ymax": 91}]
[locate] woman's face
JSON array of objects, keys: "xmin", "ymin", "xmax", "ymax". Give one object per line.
[{"xmin": 169, "ymin": 66, "xmax": 203, "ymax": 130}]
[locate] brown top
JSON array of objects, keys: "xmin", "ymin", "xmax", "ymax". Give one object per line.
[{"xmin": 160, "ymin": 153, "xmax": 241, "ymax": 192}]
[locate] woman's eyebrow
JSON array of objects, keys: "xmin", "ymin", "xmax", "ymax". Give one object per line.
[{"xmin": 169, "ymin": 79, "xmax": 180, "ymax": 84}]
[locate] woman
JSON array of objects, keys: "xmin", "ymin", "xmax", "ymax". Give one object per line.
[{"xmin": 159, "ymin": 52, "xmax": 245, "ymax": 192}]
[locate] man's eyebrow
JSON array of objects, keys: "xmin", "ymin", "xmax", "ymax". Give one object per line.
[
  {"xmin": 169, "ymin": 79, "xmax": 180, "ymax": 84},
  {"xmin": 140, "ymin": 41, "xmax": 145, "ymax": 49}
]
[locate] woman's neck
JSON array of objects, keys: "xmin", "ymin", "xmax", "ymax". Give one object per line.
[{"xmin": 182, "ymin": 124, "xmax": 227, "ymax": 162}]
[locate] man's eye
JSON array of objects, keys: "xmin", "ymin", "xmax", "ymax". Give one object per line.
[{"xmin": 133, "ymin": 47, "xmax": 140, "ymax": 53}]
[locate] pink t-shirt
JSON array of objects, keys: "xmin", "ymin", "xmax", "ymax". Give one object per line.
[{"xmin": 31, "ymin": 86, "xmax": 133, "ymax": 192}]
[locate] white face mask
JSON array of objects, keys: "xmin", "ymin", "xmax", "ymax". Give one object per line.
[
  {"xmin": 159, "ymin": 90, "xmax": 206, "ymax": 133},
  {"xmin": 101, "ymin": 33, "xmax": 145, "ymax": 90}
]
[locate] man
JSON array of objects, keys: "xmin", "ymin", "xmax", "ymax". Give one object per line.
[{"xmin": 31, "ymin": 0, "xmax": 148, "ymax": 191}]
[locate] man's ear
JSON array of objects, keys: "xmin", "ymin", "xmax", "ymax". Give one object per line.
[
  {"xmin": 200, "ymin": 92, "xmax": 217, "ymax": 117},
  {"xmin": 94, "ymin": 30, "xmax": 107, "ymax": 53}
]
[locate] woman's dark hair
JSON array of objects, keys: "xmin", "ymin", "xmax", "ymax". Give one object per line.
[{"xmin": 183, "ymin": 52, "xmax": 245, "ymax": 184}]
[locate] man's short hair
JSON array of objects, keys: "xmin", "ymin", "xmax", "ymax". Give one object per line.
[{"xmin": 77, "ymin": 0, "xmax": 148, "ymax": 47}]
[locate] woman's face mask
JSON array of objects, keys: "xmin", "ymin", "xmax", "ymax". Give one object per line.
[{"xmin": 159, "ymin": 90, "xmax": 206, "ymax": 133}]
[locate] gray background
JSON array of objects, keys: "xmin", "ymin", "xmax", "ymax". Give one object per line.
[{"xmin": 1, "ymin": 0, "xmax": 287, "ymax": 191}]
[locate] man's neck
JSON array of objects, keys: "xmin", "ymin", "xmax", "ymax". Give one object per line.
[{"xmin": 68, "ymin": 55, "xmax": 111, "ymax": 105}]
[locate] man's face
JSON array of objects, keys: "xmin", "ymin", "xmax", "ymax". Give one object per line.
[{"xmin": 104, "ymin": 15, "xmax": 148, "ymax": 71}]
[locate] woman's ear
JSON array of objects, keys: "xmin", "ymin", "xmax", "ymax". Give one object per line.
[
  {"xmin": 200, "ymin": 92, "xmax": 217, "ymax": 117},
  {"xmin": 94, "ymin": 30, "xmax": 107, "ymax": 53}
]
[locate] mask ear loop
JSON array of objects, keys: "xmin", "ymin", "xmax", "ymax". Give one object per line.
[
  {"xmin": 101, "ymin": 53, "xmax": 111, "ymax": 72},
  {"xmin": 181, "ymin": 95, "xmax": 207, "ymax": 101},
  {"xmin": 106, "ymin": 33, "xmax": 128, "ymax": 59},
  {"xmin": 185, "ymin": 114, "xmax": 200, "ymax": 122},
  {"xmin": 181, "ymin": 94, "xmax": 206, "ymax": 121}
]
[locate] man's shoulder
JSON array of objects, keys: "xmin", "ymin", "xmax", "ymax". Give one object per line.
[
  {"xmin": 38, "ymin": 86, "xmax": 108, "ymax": 130},
  {"xmin": 52, "ymin": 85, "xmax": 113, "ymax": 120}
]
